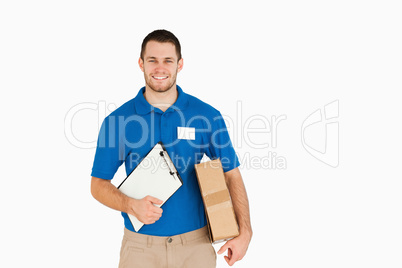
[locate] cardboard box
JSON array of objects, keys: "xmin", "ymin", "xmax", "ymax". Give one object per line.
[{"xmin": 194, "ymin": 159, "xmax": 239, "ymax": 243}]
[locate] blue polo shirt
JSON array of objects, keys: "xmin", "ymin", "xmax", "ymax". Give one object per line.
[{"xmin": 91, "ymin": 85, "xmax": 240, "ymax": 236}]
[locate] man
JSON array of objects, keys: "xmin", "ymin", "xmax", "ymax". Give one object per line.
[{"xmin": 91, "ymin": 29, "xmax": 252, "ymax": 267}]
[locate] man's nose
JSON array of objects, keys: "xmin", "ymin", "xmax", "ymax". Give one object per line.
[{"xmin": 154, "ymin": 61, "xmax": 168, "ymax": 69}]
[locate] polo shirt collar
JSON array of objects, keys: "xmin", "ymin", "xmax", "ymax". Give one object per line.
[{"xmin": 134, "ymin": 85, "xmax": 189, "ymax": 115}]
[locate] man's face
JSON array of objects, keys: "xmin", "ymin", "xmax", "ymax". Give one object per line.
[{"xmin": 139, "ymin": 41, "xmax": 183, "ymax": 93}]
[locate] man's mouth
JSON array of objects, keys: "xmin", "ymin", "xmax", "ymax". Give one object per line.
[{"xmin": 152, "ymin": 76, "xmax": 168, "ymax": 80}]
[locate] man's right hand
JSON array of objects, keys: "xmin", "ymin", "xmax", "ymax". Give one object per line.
[
  {"xmin": 129, "ymin": 195, "xmax": 163, "ymax": 225},
  {"xmin": 90, "ymin": 177, "xmax": 164, "ymax": 225}
]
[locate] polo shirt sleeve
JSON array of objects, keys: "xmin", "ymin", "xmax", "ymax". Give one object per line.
[
  {"xmin": 91, "ymin": 115, "xmax": 124, "ymax": 180},
  {"xmin": 206, "ymin": 111, "xmax": 240, "ymax": 173}
]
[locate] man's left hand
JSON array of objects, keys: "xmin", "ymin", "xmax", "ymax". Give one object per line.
[{"xmin": 217, "ymin": 231, "xmax": 252, "ymax": 266}]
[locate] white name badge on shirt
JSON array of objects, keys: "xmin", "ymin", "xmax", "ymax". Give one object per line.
[{"xmin": 177, "ymin": 127, "xmax": 195, "ymax": 140}]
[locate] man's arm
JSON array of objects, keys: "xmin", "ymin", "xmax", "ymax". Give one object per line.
[
  {"xmin": 91, "ymin": 176, "xmax": 163, "ymax": 225},
  {"xmin": 217, "ymin": 168, "xmax": 252, "ymax": 266}
]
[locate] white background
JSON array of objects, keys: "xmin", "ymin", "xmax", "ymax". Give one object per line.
[{"xmin": 1, "ymin": 1, "xmax": 401, "ymax": 267}]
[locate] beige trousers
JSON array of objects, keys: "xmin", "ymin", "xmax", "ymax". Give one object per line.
[{"xmin": 118, "ymin": 226, "xmax": 216, "ymax": 268}]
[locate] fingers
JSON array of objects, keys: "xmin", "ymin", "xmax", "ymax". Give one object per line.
[
  {"xmin": 227, "ymin": 248, "xmax": 237, "ymax": 266},
  {"xmin": 224, "ymin": 256, "xmax": 231, "ymax": 265},
  {"xmin": 228, "ymin": 248, "xmax": 233, "ymax": 259},
  {"xmin": 145, "ymin": 196, "xmax": 163, "ymax": 215},
  {"xmin": 142, "ymin": 209, "xmax": 162, "ymax": 224},
  {"xmin": 218, "ymin": 241, "xmax": 242, "ymax": 266},
  {"xmin": 218, "ymin": 242, "xmax": 229, "ymax": 255},
  {"xmin": 145, "ymin": 195, "xmax": 163, "ymax": 205},
  {"xmin": 145, "ymin": 205, "xmax": 162, "ymax": 223}
]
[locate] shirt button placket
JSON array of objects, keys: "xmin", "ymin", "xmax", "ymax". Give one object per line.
[{"xmin": 161, "ymin": 113, "xmax": 169, "ymax": 144}]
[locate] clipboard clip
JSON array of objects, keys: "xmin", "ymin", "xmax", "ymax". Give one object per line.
[{"xmin": 159, "ymin": 151, "xmax": 177, "ymax": 178}]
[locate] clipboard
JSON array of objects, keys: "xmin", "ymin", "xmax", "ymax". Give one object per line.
[{"xmin": 117, "ymin": 142, "xmax": 183, "ymax": 232}]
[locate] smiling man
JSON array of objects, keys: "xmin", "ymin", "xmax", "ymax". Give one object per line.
[
  {"xmin": 91, "ymin": 29, "xmax": 252, "ymax": 268},
  {"xmin": 141, "ymin": 41, "xmax": 180, "ymax": 94}
]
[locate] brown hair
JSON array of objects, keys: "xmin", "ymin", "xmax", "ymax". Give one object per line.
[{"xmin": 140, "ymin": 29, "xmax": 182, "ymax": 61}]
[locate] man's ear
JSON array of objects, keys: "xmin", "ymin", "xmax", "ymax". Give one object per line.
[
  {"xmin": 138, "ymin": 57, "xmax": 144, "ymax": 72},
  {"xmin": 177, "ymin": 58, "xmax": 184, "ymax": 73}
]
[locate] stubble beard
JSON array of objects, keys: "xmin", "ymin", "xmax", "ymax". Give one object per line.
[{"xmin": 145, "ymin": 71, "xmax": 178, "ymax": 93}]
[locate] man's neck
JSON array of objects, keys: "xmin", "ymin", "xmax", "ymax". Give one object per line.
[{"xmin": 143, "ymin": 84, "xmax": 178, "ymax": 112}]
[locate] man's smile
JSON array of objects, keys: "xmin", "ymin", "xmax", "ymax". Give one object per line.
[{"xmin": 152, "ymin": 76, "xmax": 168, "ymax": 80}]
